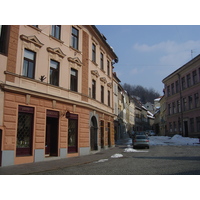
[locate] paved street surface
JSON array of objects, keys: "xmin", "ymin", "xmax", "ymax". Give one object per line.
[
  {"xmin": 1, "ymin": 136, "xmax": 200, "ymax": 175},
  {"xmin": 31, "ymin": 145, "xmax": 200, "ymax": 175}
]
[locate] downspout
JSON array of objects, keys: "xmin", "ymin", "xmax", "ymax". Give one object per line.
[{"xmin": 178, "ymin": 73, "xmax": 184, "ymax": 136}]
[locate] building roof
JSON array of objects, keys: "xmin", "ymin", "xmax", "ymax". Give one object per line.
[
  {"xmin": 91, "ymin": 25, "xmax": 119, "ymax": 64},
  {"xmin": 162, "ymin": 54, "xmax": 200, "ymax": 83}
]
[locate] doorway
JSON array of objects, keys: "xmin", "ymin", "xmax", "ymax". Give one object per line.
[
  {"xmin": 108, "ymin": 122, "xmax": 111, "ymax": 147},
  {"xmin": 68, "ymin": 114, "xmax": 78, "ymax": 153},
  {"xmin": 45, "ymin": 110, "xmax": 59, "ymax": 156},
  {"xmin": 100, "ymin": 120, "xmax": 104, "ymax": 148},
  {"xmin": 90, "ymin": 116, "xmax": 98, "ymax": 151},
  {"xmin": 184, "ymin": 121, "xmax": 189, "ymax": 137}
]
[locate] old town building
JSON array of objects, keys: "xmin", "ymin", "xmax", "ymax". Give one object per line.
[
  {"xmin": 0, "ymin": 25, "xmax": 118, "ymax": 166},
  {"xmin": 162, "ymin": 55, "xmax": 200, "ymax": 138}
]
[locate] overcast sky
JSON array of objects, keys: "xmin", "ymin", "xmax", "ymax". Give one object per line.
[{"xmin": 96, "ymin": 25, "xmax": 200, "ymax": 95}]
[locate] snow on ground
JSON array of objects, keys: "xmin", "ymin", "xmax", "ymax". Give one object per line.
[
  {"xmin": 111, "ymin": 154, "xmax": 123, "ymax": 158},
  {"xmin": 126, "ymin": 134, "xmax": 200, "ymax": 146},
  {"xmin": 94, "ymin": 135, "xmax": 200, "ymax": 163},
  {"xmin": 124, "ymin": 148, "xmax": 148, "ymax": 153},
  {"xmin": 94, "ymin": 159, "xmax": 109, "ymax": 163}
]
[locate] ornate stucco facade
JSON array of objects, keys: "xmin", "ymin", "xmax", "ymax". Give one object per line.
[{"xmin": 0, "ymin": 25, "xmax": 118, "ymax": 166}]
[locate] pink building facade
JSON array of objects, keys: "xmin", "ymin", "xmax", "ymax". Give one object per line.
[{"xmin": 162, "ymin": 55, "xmax": 200, "ymax": 138}]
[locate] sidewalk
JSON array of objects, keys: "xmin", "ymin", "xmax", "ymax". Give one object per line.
[{"xmin": 0, "ymin": 136, "xmax": 131, "ymax": 175}]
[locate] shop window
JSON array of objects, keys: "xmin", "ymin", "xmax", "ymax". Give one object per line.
[{"xmin": 16, "ymin": 106, "xmax": 34, "ymax": 156}]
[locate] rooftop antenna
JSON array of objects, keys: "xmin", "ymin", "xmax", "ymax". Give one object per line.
[{"xmin": 191, "ymin": 49, "xmax": 196, "ymax": 59}]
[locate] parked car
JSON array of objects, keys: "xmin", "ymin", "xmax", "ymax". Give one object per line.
[
  {"xmin": 131, "ymin": 131, "xmax": 146, "ymax": 139},
  {"xmin": 132, "ymin": 135, "xmax": 149, "ymax": 149},
  {"xmin": 130, "ymin": 131, "xmax": 135, "ymax": 138},
  {"xmin": 146, "ymin": 130, "xmax": 156, "ymax": 136}
]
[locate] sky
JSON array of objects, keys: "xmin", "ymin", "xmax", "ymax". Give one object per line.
[{"xmin": 96, "ymin": 25, "xmax": 200, "ymax": 95}]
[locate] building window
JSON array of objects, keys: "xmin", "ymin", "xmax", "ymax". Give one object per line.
[
  {"xmin": 173, "ymin": 122, "xmax": 177, "ymax": 132},
  {"xmin": 194, "ymin": 93, "xmax": 199, "ymax": 108},
  {"xmin": 107, "ymin": 60, "xmax": 110, "ymax": 76},
  {"xmin": 177, "ymin": 100, "xmax": 181, "ymax": 113},
  {"xmin": 175, "ymin": 80, "xmax": 179, "ymax": 93},
  {"xmin": 92, "ymin": 43, "xmax": 96, "ymax": 63},
  {"xmin": 192, "ymin": 70, "xmax": 197, "ymax": 85},
  {"xmin": 23, "ymin": 49, "xmax": 36, "ymax": 79},
  {"xmin": 172, "ymin": 102, "xmax": 176, "ymax": 114},
  {"xmin": 100, "ymin": 52, "xmax": 104, "ymax": 70},
  {"xmin": 187, "ymin": 74, "xmax": 191, "ymax": 88},
  {"xmin": 70, "ymin": 68, "xmax": 78, "ymax": 92},
  {"xmin": 196, "ymin": 117, "xmax": 200, "ymax": 132},
  {"xmin": 92, "ymin": 80, "xmax": 96, "ymax": 99},
  {"xmin": 171, "ymin": 83, "xmax": 175, "ymax": 95},
  {"xmin": 51, "ymin": 25, "xmax": 61, "ymax": 40},
  {"xmin": 71, "ymin": 26, "xmax": 79, "ymax": 50},
  {"xmin": 108, "ymin": 90, "xmax": 110, "ymax": 107},
  {"xmin": 167, "ymin": 86, "xmax": 170, "ymax": 97},
  {"xmin": 168, "ymin": 103, "xmax": 171, "ymax": 115},
  {"xmin": 50, "ymin": 60, "xmax": 59, "ymax": 86},
  {"xmin": 182, "ymin": 77, "xmax": 186, "ymax": 90},
  {"xmin": 199, "ymin": 68, "xmax": 200, "ymax": 82},
  {"xmin": 169, "ymin": 122, "xmax": 172, "ymax": 132},
  {"xmin": 188, "ymin": 96, "xmax": 193, "ymax": 110},
  {"xmin": 16, "ymin": 106, "xmax": 34, "ymax": 156},
  {"xmin": 0, "ymin": 25, "xmax": 9, "ymax": 54},
  {"xmin": 101, "ymin": 85, "xmax": 104, "ymax": 103},
  {"xmin": 190, "ymin": 118, "xmax": 194, "ymax": 133},
  {"xmin": 183, "ymin": 98, "xmax": 187, "ymax": 111}
]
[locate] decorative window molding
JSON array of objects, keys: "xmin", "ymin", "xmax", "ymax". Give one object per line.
[
  {"xmin": 20, "ymin": 35, "xmax": 44, "ymax": 48},
  {"xmin": 100, "ymin": 77, "xmax": 107, "ymax": 84},
  {"xmin": 92, "ymin": 36, "xmax": 98, "ymax": 45},
  {"xmin": 68, "ymin": 57, "xmax": 82, "ymax": 66},
  {"xmin": 91, "ymin": 70, "xmax": 100, "ymax": 78},
  {"xmin": 47, "ymin": 47, "xmax": 66, "ymax": 58},
  {"xmin": 107, "ymin": 82, "xmax": 112, "ymax": 88}
]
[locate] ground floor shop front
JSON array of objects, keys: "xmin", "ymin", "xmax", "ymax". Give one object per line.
[{"xmin": 0, "ymin": 91, "xmax": 115, "ymax": 167}]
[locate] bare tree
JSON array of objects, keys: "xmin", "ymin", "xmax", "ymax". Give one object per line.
[{"xmin": 123, "ymin": 83, "xmax": 160, "ymax": 104}]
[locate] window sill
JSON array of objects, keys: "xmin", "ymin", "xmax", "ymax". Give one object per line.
[
  {"xmin": 28, "ymin": 25, "xmax": 42, "ymax": 32},
  {"xmin": 91, "ymin": 60, "xmax": 98, "ymax": 66},
  {"xmin": 69, "ymin": 46, "xmax": 81, "ymax": 54},
  {"xmin": 49, "ymin": 35, "xmax": 64, "ymax": 44}
]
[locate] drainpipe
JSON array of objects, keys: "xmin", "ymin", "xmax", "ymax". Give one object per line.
[{"xmin": 178, "ymin": 73, "xmax": 184, "ymax": 136}]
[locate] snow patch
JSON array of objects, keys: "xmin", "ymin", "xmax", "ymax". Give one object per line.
[
  {"xmin": 124, "ymin": 148, "xmax": 148, "ymax": 153},
  {"xmin": 125, "ymin": 134, "xmax": 199, "ymax": 146},
  {"xmin": 94, "ymin": 159, "xmax": 109, "ymax": 163},
  {"xmin": 111, "ymin": 154, "xmax": 123, "ymax": 158}
]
